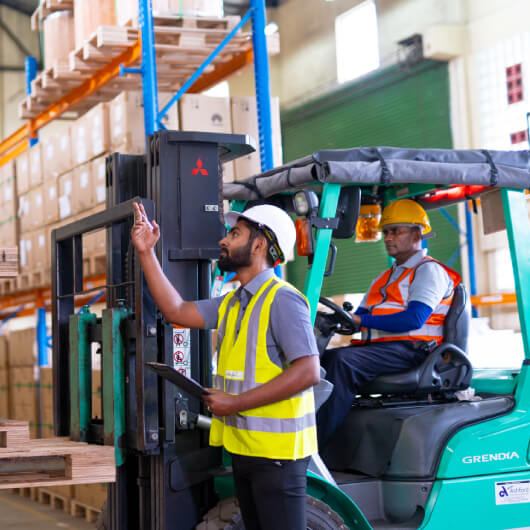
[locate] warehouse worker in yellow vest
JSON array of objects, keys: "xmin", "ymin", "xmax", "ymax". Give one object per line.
[
  {"xmin": 131, "ymin": 202, "xmax": 320, "ymax": 530},
  {"xmin": 317, "ymin": 199, "xmax": 461, "ymax": 447}
]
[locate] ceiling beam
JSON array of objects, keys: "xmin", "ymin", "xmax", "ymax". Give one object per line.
[{"xmin": 0, "ymin": 0, "xmax": 35, "ymax": 16}]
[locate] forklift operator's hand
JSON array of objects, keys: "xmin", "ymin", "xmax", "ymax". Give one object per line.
[
  {"xmin": 203, "ymin": 389, "xmax": 240, "ymax": 417},
  {"xmin": 132, "ymin": 202, "xmax": 160, "ymax": 254}
]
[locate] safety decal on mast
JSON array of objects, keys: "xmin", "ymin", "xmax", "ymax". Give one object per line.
[{"xmin": 172, "ymin": 327, "xmax": 191, "ymax": 376}]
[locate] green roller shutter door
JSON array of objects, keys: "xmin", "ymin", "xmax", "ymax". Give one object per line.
[{"xmin": 282, "ymin": 60, "xmax": 461, "ymax": 296}]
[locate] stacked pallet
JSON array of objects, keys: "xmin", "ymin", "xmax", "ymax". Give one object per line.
[{"xmin": 19, "ymin": 9, "xmax": 266, "ymax": 119}]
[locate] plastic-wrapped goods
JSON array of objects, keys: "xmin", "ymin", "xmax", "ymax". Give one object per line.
[
  {"xmin": 116, "ymin": 0, "xmax": 223, "ymax": 26},
  {"xmin": 74, "ymin": 0, "xmax": 116, "ymax": 49},
  {"xmin": 43, "ymin": 10, "xmax": 75, "ymax": 67}
]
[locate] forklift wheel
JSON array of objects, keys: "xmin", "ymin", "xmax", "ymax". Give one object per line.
[{"xmin": 196, "ymin": 495, "xmax": 348, "ymax": 529}]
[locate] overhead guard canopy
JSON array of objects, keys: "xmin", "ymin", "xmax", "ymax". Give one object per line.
[{"xmin": 223, "ymin": 146, "xmax": 530, "ymax": 201}]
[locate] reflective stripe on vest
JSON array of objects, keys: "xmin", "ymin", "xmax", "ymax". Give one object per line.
[
  {"xmin": 362, "ymin": 257, "xmax": 461, "ymax": 344},
  {"xmin": 209, "ymin": 277, "xmax": 317, "ymax": 460}
]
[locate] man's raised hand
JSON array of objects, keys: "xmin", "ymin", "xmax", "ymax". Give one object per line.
[{"xmin": 131, "ymin": 202, "xmax": 160, "ymax": 254}]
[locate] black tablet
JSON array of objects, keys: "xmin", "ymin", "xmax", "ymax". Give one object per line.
[{"xmin": 145, "ymin": 362, "xmax": 210, "ymax": 397}]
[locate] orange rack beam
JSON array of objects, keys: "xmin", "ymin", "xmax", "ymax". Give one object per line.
[{"xmin": 0, "ymin": 275, "xmax": 107, "ymax": 319}]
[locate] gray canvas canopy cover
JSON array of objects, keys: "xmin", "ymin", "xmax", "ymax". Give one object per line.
[{"xmin": 223, "ymin": 147, "xmax": 530, "ymax": 201}]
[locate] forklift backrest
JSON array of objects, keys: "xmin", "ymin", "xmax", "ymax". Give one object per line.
[{"xmin": 442, "ymin": 284, "xmax": 470, "ymax": 353}]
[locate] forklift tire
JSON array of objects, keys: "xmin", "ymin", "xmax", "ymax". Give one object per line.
[{"xmin": 196, "ymin": 495, "xmax": 348, "ymax": 530}]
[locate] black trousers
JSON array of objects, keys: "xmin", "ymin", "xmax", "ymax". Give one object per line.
[
  {"xmin": 231, "ymin": 453, "xmax": 310, "ymax": 530},
  {"xmin": 317, "ymin": 340, "xmax": 427, "ymax": 448}
]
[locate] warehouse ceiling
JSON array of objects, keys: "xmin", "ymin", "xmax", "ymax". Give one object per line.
[
  {"xmin": 0, "ymin": 1, "xmax": 283, "ymax": 17},
  {"xmin": 0, "ymin": 0, "xmax": 38, "ymax": 16}
]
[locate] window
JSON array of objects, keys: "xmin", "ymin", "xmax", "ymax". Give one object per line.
[{"xmin": 335, "ymin": 1, "xmax": 380, "ymax": 84}]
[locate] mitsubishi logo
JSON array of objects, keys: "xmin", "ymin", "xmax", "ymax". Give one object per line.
[{"xmin": 191, "ymin": 158, "xmax": 208, "ymax": 175}]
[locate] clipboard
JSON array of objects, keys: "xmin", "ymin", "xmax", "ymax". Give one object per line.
[{"xmin": 145, "ymin": 362, "xmax": 210, "ymax": 397}]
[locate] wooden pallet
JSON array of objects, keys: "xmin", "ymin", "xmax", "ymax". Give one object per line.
[
  {"xmin": 0, "ymin": 278, "xmax": 17, "ymax": 296},
  {"xmin": 37, "ymin": 488, "xmax": 71, "ymax": 513},
  {"xmin": 83, "ymin": 254, "xmax": 106, "ymax": 277},
  {"xmin": 70, "ymin": 499, "xmax": 101, "ymax": 522},
  {"xmin": 0, "ymin": 420, "xmax": 115, "ymax": 489},
  {"xmin": 15, "ymin": 268, "xmax": 50, "ymax": 292},
  {"xmin": 0, "ymin": 248, "xmax": 18, "ymax": 278},
  {"xmin": 11, "ymin": 486, "xmax": 39, "ymax": 501}
]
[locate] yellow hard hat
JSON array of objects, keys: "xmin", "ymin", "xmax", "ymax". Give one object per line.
[{"xmin": 379, "ymin": 199, "xmax": 433, "ymax": 237}]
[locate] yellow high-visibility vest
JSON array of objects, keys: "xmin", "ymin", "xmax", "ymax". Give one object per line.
[{"xmin": 209, "ymin": 277, "xmax": 317, "ymax": 460}]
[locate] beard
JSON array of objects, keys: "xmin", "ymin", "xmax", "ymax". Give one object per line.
[{"xmin": 218, "ymin": 239, "xmax": 253, "ymax": 272}]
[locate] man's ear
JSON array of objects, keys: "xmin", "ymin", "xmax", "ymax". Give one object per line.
[{"xmin": 254, "ymin": 235, "xmax": 269, "ymax": 258}]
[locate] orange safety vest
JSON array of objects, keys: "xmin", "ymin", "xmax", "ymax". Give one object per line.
[{"xmin": 361, "ymin": 256, "xmax": 461, "ymax": 344}]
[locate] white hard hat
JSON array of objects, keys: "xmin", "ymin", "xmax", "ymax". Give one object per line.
[{"xmin": 224, "ymin": 205, "xmax": 296, "ymax": 264}]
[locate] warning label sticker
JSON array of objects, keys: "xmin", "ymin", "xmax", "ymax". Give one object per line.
[
  {"xmin": 495, "ymin": 480, "xmax": 530, "ymax": 505},
  {"xmin": 172, "ymin": 328, "xmax": 191, "ymax": 376}
]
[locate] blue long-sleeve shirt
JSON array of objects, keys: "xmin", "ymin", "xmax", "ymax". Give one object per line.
[{"xmin": 355, "ymin": 301, "xmax": 433, "ymax": 332}]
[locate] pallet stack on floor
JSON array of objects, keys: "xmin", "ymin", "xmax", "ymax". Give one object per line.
[{"xmin": 3, "ymin": 339, "xmax": 109, "ymax": 520}]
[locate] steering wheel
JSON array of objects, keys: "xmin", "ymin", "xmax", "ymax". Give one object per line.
[{"xmin": 316, "ymin": 297, "xmax": 360, "ymax": 336}]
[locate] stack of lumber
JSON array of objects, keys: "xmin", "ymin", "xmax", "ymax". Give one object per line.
[{"xmin": 0, "ymin": 419, "xmax": 115, "ymax": 489}]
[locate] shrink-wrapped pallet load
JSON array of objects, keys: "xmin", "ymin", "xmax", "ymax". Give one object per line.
[
  {"xmin": 116, "ymin": 0, "xmax": 223, "ymax": 26},
  {"xmin": 43, "ymin": 10, "xmax": 75, "ymax": 68},
  {"xmin": 73, "ymin": 0, "xmax": 116, "ymax": 49}
]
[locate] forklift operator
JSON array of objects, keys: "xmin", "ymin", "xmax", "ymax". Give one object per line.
[
  {"xmin": 131, "ymin": 202, "xmax": 320, "ymax": 530},
  {"xmin": 317, "ymin": 199, "xmax": 461, "ymax": 448}
]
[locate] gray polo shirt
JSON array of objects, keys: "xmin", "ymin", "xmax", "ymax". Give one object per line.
[
  {"xmin": 359, "ymin": 249, "xmax": 454, "ymax": 310},
  {"xmin": 195, "ymin": 269, "xmax": 319, "ymax": 368}
]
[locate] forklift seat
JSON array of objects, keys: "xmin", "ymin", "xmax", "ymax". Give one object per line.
[{"xmin": 360, "ymin": 283, "xmax": 472, "ymax": 396}]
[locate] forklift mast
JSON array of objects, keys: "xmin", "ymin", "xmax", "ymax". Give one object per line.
[{"xmin": 51, "ymin": 132, "xmax": 254, "ymax": 530}]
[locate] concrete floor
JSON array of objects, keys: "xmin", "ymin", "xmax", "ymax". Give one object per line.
[{"xmin": 0, "ymin": 490, "xmax": 96, "ymax": 529}]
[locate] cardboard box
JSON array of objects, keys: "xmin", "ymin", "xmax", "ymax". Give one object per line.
[
  {"xmin": 42, "ymin": 129, "xmax": 73, "ymax": 180},
  {"xmin": 73, "ymin": 162, "xmax": 94, "ymax": 213},
  {"xmin": 0, "ymin": 335, "xmax": 8, "ymax": 368},
  {"xmin": 29, "ymin": 144, "xmax": 43, "ymax": 189},
  {"xmin": 0, "ymin": 368, "xmax": 8, "ymax": 418},
  {"xmin": 1, "ymin": 176, "xmax": 18, "ymax": 219},
  {"xmin": 71, "ymin": 103, "xmax": 110, "ymax": 166},
  {"xmin": 0, "ymin": 217, "xmax": 18, "ymax": 247},
  {"xmin": 7, "ymin": 328, "xmax": 36, "ymax": 367},
  {"xmin": 15, "ymin": 152, "xmax": 30, "ymax": 195},
  {"xmin": 179, "ymin": 94, "xmax": 234, "ymax": 179},
  {"xmin": 71, "ymin": 118, "xmax": 88, "ymax": 167},
  {"xmin": 18, "ymin": 192, "xmax": 31, "ymax": 233},
  {"xmin": 19, "ymin": 234, "xmax": 33, "ymax": 271},
  {"xmin": 231, "ymin": 96, "xmax": 282, "ymax": 181},
  {"xmin": 40, "ymin": 367, "xmax": 53, "ymax": 412},
  {"xmin": 58, "ymin": 171, "xmax": 74, "ymax": 219},
  {"xmin": 85, "ymin": 102, "xmax": 111, "ymax": 161},
  {"xmin": 74, "ymin": 483, "xmax": 108, "ymax": 509},
  {"xmin": 8, "ymin": 365, "xmax": 37, "ymax": 419},
  {"xmin": 32, "ymin": 228, "xmax": 49, "ymax": 270},
  {"xmin": 43, "ymin": 179, "xmax": 59, "ymax": 224},
  {"xmin": 29, "ymin": 186, "xmax": 45, "ymax": 230},
  {"xmin": 109, "ymin": 91, "xmax": 179, "ymax": 154},
  {"xmin": 92, "ymin": 156, "xmax": 106, "ymax": 205}
]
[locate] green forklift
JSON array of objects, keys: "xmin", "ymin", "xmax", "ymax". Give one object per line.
[
  {"xmin": 52, "ymin": 137, "xmax": 530, "ymax": 529},
  {"xmin": 203, "ymin": 146, "xmax": 530, "ymax": 529}
]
